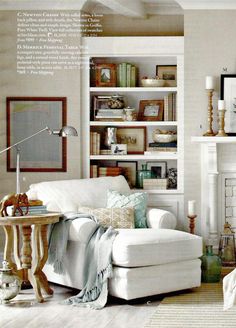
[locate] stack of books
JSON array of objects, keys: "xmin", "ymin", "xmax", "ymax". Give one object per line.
[
  {"xmin": 145, "ymin": 141, "xmax": 177, "ymax": 155},
  {"xmin": 90, "ymin": 132, "xmax": 101, "ymax": 155},
  {"xmin": 164, "ymin": 93, "xmax": 177, "ymax": 121},
  {"xmin": 143, "ymin": 178, "xmax": 168, "ymax": 190},
  {"xmin": 10, "ymin": 199, "xmax": 48, "ymax": 216},
  {"xmin": 117, "ymin": 62, "xmax": 138, "ymax": 87},
  {"xmin": 95, "ymin": 109, "xmax": 124, "ymax": 121},
  {"xmin": 98, "ymin": 166, "xmax": 123, "ymax": 177},
  {"xmin": 90, "ymin": 164, "xmax": 98, "ymax": 178}
]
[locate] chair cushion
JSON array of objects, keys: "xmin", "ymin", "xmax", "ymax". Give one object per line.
[
  {"xmin": 112, "ymin": 228, "xmax": 202, "ymax": 267},
  {"xmin": 78, "ymin": 207, "xmax": 135, "ymax": 229},
  {"xmin": 27, "ymin": 176, "xmax": 130, "ymax": 212},
  {"xmin": 107, "ymin": 190, "xmax": 148, "ymax": 228}
]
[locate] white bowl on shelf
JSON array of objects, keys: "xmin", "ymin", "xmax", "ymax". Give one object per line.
[
  {"xmin": 152, "ymin": 133, "xmax": 177, "ymax": 143},
  {"xmin": 141, "ymin": 79, "xmax": 165, "ymax": 87}
]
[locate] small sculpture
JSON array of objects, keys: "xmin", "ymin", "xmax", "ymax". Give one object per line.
[{"xmin": 0, "ymin": 193, "xmax": 29, "ymax": 217}]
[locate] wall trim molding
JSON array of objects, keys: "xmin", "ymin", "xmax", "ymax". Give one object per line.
[{"xmin": 176, "ymin": 0, "xmax": 236, "ymax": 10}]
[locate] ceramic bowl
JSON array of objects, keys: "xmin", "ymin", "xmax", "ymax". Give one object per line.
[
  {"xmin": 152, "ymin": 133, "xmax": 177, "ymax": 143},
  {"xmin": 141, "ymin": 79, "xmax": 165, "ymax": 87}
]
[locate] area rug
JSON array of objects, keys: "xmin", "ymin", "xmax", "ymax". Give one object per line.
[{"xmin": 145, "ymin": 283, "xmax": 236, "ymax": 327}]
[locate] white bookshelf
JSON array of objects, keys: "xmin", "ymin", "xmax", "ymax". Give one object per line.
[{"xmin": 81, "ymin": 37, "xmax": 184, "ymax": 199}]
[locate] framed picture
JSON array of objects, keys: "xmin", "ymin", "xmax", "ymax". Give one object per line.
[
  {"xmin": 138, "ymin": 100, "xmax": 164, "ymax": 121},
  {"xmin": 221, "ymin": 74, "xmax": 236, "ymax": 133},
  {"xmin": 146, "ymin": 161, "xmax": 167, "ymax": 178},
  {"xmin": 156, "ymin": 65, "xmax": 177, "ymax": 87},
  {"xmin": 117, "ymin": 161, "xmax": 137, "ymax": 187},
  {"xmin": 111, "ymin": 144, "xmax": 127, "ymax": 155},
  {"xmin": 6, "ymin": 97, "xmax": 67, "ymax": 172},
  {"xmin": 116, "ymin": 127, "xmax": 146, "ymax": 154},
  {"xmin": 95, "ymin": 63, "xmax": 116, "ymax": 87}
]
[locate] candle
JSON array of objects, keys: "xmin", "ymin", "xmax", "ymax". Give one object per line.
[
  {"xmin": 188, "ymin": 200, "xmax": 196, "ymax": 217},
  {"xmin": 218, "ymin": 100, "xmax": 225, "ymax": 110},
  {"xmin": 205, "ymin": 76, "xmax": 214, "ymax": 90}
]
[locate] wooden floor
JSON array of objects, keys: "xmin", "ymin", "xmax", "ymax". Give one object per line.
[{"xmin": 0, "ymin": 284, "xmax": 163, "ymax": 328}]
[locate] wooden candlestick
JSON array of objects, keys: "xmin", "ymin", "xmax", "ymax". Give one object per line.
[
  {"xmin": 216, "ymin": 110, "xmax": 228, "ymax": 137},
  {"xmin": 188, "ymin": 215, "xmax": 197, "ymax": 234},
  {"xmin": 203, "ymin": 89, "xmax": 216, "ymax": 136}
]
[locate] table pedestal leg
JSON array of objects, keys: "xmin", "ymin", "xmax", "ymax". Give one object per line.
[
  {"xmin": 3, "ymin": 226, "xmax": 17, "ymax": 271},
  {"xmin": 21, "ymin": 225, "xmax": 43, "ymax": 303},
  {"xmin": 33, "ymin": 225, "xmax": 54, "ymax": 295}
]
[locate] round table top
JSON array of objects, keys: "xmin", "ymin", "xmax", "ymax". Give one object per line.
[{"xmin": 0, "ymin": 212, "xmax": 61, "ymax": 225}]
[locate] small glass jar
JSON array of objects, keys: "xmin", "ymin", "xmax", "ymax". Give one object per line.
[
  {"xmin": 136, "ymin": 164, "xmax": 153, "ymax": 189},
  {"xmin": 201, "ymin": 245, "xmax": 222, "ymax": 283},
  {"xmin": 0, "ymin": 261, "xmax": 21, "ymax": 304}
]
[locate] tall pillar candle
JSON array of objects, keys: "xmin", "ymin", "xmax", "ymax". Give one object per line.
[
  {"xmin": 206, "ymin": 76, "xmax": 214, "ymax": 90},
  {"xmin": 218, "ymin": 100, "xmax": 225, "ymax": 110},
  {"xmin": 188, "ymin": 200, "xmax": 196, "ymax": 217}
]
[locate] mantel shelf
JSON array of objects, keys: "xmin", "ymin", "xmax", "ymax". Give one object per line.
[{"xmin": 191, "ymin": 136, "xmax": 236, "ymax": 144}]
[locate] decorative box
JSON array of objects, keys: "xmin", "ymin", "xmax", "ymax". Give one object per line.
[{"xmin": 143, "ymin": 178, "xmax": 168, "ymax": 190}]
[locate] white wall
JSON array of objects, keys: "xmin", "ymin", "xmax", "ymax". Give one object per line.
[
  {"xmin": 0, "ymin": 10, "xmax": 81, "ymax": 249},
  {"xmin": 184, "ymin": 10, "xmax": 236, "ymax": 235}
]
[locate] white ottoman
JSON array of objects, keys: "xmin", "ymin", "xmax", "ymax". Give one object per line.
[{"xmin": 109, "ymin": 229, "xmax": 202, "ymax": 300}]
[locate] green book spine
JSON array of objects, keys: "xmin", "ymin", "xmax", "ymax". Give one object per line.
[
  {"xmin": 120, "ymin": 62, "xmax": 127, "ymax": 87},
  {"xmin": 130, "ymin": 65, "xmax": 137, "ymax": 87},
  {"xmin": 126, "ymin": 63, "xmax": 132, "ymax": 87}
]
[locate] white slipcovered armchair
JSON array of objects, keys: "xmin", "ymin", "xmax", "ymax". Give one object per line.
[{"xmin": 28, "ymin": 176, "xmax": 202, "ymax": 300}]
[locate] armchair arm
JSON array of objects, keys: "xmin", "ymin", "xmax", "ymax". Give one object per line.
[{"xmin": 146, "ymin": 208, "xmax": 177, "ymax": 229}]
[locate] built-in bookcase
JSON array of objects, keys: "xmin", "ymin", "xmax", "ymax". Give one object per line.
[{"xmin": 81, "ymin": 37, "xmax": 184, "ymax": 217}]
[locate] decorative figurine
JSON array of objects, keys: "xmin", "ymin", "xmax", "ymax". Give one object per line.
[{"xmin": 0, "ymin": 193, "xmax": 29, "ymax": 217}]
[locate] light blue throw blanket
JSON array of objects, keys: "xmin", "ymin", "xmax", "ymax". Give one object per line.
[{"xmin": 48, "ymin": 212, "xmax": 118, "ymax": 309}]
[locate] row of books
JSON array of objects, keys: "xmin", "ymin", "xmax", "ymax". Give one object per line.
[
  {"xmin": 145, "ymin": 141, "xmax": 177, "ymax": 155},
  {"xmin": 164, "ymin": 93, "xmax": 177, "ymax": 121},
  {"xmin": 95, "ymin": 109, "xmax": 124, "ymax": 121},
  {"xmin": 117, "ymin": 63, "xmax": 138, "ymax": 87},
  {"xmin": 90, "ymin": 165, "xmax": 123, "ymax": 178},
  {"xmin": 90, "ymin": 132, "xmax": 101, "ymax": 155},
  {"xmin": 9, "ymin": 205, "xmax": 47, "ymax": 216}
]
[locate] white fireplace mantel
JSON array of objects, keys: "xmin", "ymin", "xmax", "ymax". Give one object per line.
[{"xmin": 192, "ymin": 136, "xmax": 236, "ymax": 247}]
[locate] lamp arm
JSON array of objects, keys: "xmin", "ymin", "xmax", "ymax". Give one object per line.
[{"xmin": 0, "ymin": 126, "xmax": 50, "ymax": 154}]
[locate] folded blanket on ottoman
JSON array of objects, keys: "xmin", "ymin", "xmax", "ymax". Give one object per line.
[{"xmin": 48, "ymin": 212, "xmax": 118, "ymax": 309}]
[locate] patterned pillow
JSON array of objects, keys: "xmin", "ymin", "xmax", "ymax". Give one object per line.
[
  {"xmin": 107, "ymin": 190, "xmax": 148, "ymax": 228},
  {"xmin": 78, "ymin": 207, "xmax": 135, "ymax": 229}
]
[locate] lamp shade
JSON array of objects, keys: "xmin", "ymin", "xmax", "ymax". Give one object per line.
[{"xmin": 58, "ymin": 126, "xmax": 78, "ymax": 137}]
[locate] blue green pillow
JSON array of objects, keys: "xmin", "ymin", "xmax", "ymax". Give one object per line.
[{"xmin": 107, "ymin": 190, "xmax": 148, "ymax": 228}]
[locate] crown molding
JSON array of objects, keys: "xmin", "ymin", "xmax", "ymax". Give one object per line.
[
  {"xmin": 176, "ymin": 0, "xmax": 236, "ymax": 10},
  {"xmin": 0, "ymin": 0, "xmax": 87, "ymax": 10}
]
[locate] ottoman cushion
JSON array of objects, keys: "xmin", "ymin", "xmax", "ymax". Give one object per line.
[{"xmin": 112, "ymin": 228, "xmax": 202, "ymax": 267}]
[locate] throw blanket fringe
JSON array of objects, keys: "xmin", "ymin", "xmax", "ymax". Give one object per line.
[{"xmin": 48, "ymin": 213, "xmax": 118, "ymax": 309}]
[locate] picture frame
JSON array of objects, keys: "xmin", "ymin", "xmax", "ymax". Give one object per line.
[
  {"xmin": 138, "ymin": 100, "xmax": 164, "ymax": 121},
  {"xmin": 156, "ymin": 65, "xmax": 177, "ymax": 87},
  {"xmin": 146, "ymin": 161, "xmax": 167, "ymax": 178},
  {"xmin": 117, "ymin": 161, "xmax": 138, "ymax": 187},
  {"xmin": 221, "ymin": 74, "xmax": 236, "ymax": 133},
  {"xmin": 116, "ymin": 127, "xmax": 146, "ymax": 154},
  {"xmin": 95, "ymin": 63, "xmax": 117, "ymax": 87},
  {"xmin": 111, "ymin": 144, "xmax": 127, "ymax": 155},
  {"xmin": 6, "ymin": 97, "xmax": 67, "ymax": 172}
]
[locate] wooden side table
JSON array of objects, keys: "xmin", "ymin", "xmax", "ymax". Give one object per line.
[{"xmin": 0, "ymin": 213, "xmax": 60, "ymax": 303}]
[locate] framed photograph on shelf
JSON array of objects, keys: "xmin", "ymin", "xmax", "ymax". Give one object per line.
[
  {"xmin": 95, "ymin": 63, "xmax": 116, "ymax": 87},
  {"xmin": 146, "ymin": 161, "xmax": 167, "ymax": 178},
  {"xmin": 138, "ymin": 100, "xmax": 164, "ymax": 121},
  {"xmin": 117, "ymin": 161, "xmax": 137, "ymax": 187},
  {"xmin": 221, "ymin": 74, "xmax": 236, "ymax": 133},
  {"xmin": 6, "ymin": 97, "xmax": 67, "ymax": 172},
  {"xmin": 156, "ymin": 65, "xmax": 177, "ymax": 87},
  {"xmin": 116, "ymin": 127, "xmax": 146, "ymax": 154},
  {"xmin": 111, "ymin": 144, "xmax": 127, "ymax": 155}
]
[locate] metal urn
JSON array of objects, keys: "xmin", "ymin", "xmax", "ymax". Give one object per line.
[
  {"xmin": 0, "ymin": 261, "xmax": 21, "ymax": 304},
  {"xmin": 104, "ymin": 127, "xmax": 117, "ymax": 149}
]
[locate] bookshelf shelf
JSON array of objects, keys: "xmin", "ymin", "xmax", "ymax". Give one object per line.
[
  {"xmin": 82, "ymin": 37, "xmax": 184, "ymax": 199},
  {"xmin": 90, "ymin": 87, "xmax": 177, "ymax": 93},
  {"xmin": 90, "ymin": 121, "xmax": 178, "ymax": 127},
  {"xmin": 90, "ymin": 154, "xmax": 178, "ymax": 160}
]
